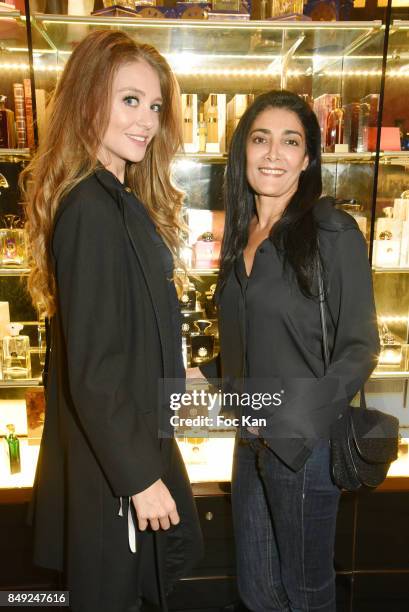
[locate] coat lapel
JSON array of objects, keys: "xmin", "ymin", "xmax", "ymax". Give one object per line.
[{"xmin": 95, "ymin": 169, "xmax": 175, "ymax": 379}]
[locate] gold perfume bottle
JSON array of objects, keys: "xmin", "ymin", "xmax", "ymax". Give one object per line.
[
  {"xmin": 198, "ymin": 111, "xmax": 207, "ymax": 153},
  {"xmin": 269, "ymin": 0, "xmax": 304, "ymax": 18},
  {"xmin": 206, "ymin": 94, "xmax": 219, "ymax": 145},
  {"xmin": 0, "ymin": 215, "xmax": 28, "ymax": 267},
  {"xmin": 182, "ymin": 94, "xmax": 194, "ymax": 145},
  {"xmin": 325, "ymin": 97, "xmax": 344, "ymax": 153}
]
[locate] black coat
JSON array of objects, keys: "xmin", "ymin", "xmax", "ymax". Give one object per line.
[
  {"xmin": 201, "ymin": 198, "xmax": 380, "ymax": 470},
  {"xmin": 30, "ymin": 168, "xmax": 203, "ymax": 611}
]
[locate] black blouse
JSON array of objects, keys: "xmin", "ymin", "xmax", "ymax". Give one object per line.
[{"xmin": 201, "ymin": 198, "xmax": 381, "ymax": 470}]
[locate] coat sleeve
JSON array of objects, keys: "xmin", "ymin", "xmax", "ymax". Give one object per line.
[
  {"xmin": 261, "ymin": 227, "xmax": 380, "ymax": 460},
  {"xmin": 53, "ymin": 192, "xmax": 163, "ymax": 496}
]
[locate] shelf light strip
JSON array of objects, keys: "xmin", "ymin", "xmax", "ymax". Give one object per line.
[
  {"xmin": 379, "ymin": 316, "xmax": 409, "ymax": 324},
  {"xmin": 1, "ymin": 64, "xmax": 409, "ymax": 78}
]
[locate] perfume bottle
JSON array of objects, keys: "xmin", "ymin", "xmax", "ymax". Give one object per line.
[
  {"xmin": 0, "ymin": 95, "xmax": 16, "ymax": 149},
  {"xmin": 179, "ymin": 279, "xmax": 197, "ymax": 312},
  {"xmin": 2, "ymin": 323, "xmax": 32, "ymax": 380},
  {"xmin": 325, "ymin": 97, "xmax": 344, "ymax": 152},
  {"xmin": 0, "ymin": 214, "xmax": 28, "ymax": 267},
  {"xmin": 378, "ymin": 323, "xmax": 402, "ymax": 367},
  {"xmin": 190, "ymin": 319, "xmax": 215, "ymax": 365},
  {"xmin": 5, "ymin": 424, "xmax": 21, "ymax": 474},
  {"xmin": 357, "ymin": 95, "xmax": 379, "ymax": 153},
  {"xmin": 343, "ymin": 102, "xmax": 360, "ymax": 153},
  {"xmin": 182, "ymin": 94, "xmax": 194, "ymax": 145},
  {"xmin": 374, "ymin": 207, "xmax": 402, "ymax": 268},
  {"xmin": 206, "ymin": 95, "xmax": 219, "ymax": 145},
  {"xmin": 204, "ymin": 283, "xmax": 218, "ymax": 319},
  {"xmin": 269, "ymin": 0, "xmax": 304, "ymax": 18},
  {"xmin": 192, "ymin": 232, "xmax": 221, "ymax": 269},
  {"xmin": 198, "ymin": 111, "xmax": 207, "ymax": 153}
]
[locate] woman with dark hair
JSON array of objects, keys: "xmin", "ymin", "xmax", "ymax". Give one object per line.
[
  {"xmin": 194, "ymin": 90, "xmax": 379, "ymax": 610},
  {"xmin": 22, "ymin": 30, "xmax": 202, "ymax": 612}
]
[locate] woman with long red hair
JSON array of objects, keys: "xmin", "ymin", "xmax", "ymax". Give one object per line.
[{"xmin": 21, "ymin": 30, "xmax": 202, "ymax": 612}]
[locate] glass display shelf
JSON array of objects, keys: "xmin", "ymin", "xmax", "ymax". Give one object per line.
[
  {"xmin": 176, "ymin": 153, "xmax": 378, "ymax": 164},
  {"xmin": 27, "ymin": 15, "xmax": 384, "ymax": 84},
  {"xmin": 30, "ymin": 15, "xmax": 383, "ymax": 55},
  {"xmin": 379, "ymin": 152, "xmax": 409, "ymax": 166},
  {"xmin": 0, "ymin": 151, "xmax": 382, "ymax": 166},
  {"xmin": 0, "ymin": 149, "xmax": 30, "ymax": 159},
  {"xmin": 373, "ymin": 267, "xmax": 409, "ymax": 273},
  {"xmin": 372, "ymin": 370, "xmax": 409, "ymax": 379},
  {"xmin": 387, "ymin": 20, "xmax": 409, "ymax": 62},
  {"xmin": 0, "ymin": 10, "xmax": 27, "ymax": 52},
  {"xmin": 0, "ymin": 268, "xmax": 30, "ymax": 276},
  {"xmin": 2, "ymin": 435, "xmax": 408, "ymax": 491},
  {"xmin": 0, "ymin": 379, "xmax": 42, "ymax": 389},
  {"xmin": 188, "ymin": 268, "xmax": 219, "ymax": 276}
]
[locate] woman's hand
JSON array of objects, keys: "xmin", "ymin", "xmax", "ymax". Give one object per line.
[
  {"xmin": 186, "ymin": 366, "xmax": 206, "ymax": 380},
  {"xmin": 132, "ymin": 478, "xmax": 180, "ymax": 531}
]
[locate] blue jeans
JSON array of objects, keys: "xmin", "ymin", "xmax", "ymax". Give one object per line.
[{"xmin": 231, "ymin": 438, "xmax": 341, "ymax": 612}]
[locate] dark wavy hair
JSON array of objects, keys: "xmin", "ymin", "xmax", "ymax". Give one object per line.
[{"xmin": 219, "ymin": 90, "xmax": 322, "ymax": 297}]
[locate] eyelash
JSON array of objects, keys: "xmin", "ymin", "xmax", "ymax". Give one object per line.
[
  {"xmin": 252, "ymin": 136, "xmax": 300, "ymax": 146},
  {"xmin": 123, "ymin": 96, "xmax": 162, "ymax": 113}
]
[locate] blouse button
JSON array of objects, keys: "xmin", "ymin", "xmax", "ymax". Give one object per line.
[
  {"xmin": 124, "ymin": 187, "xmax": 132, "ymax": 193},
  {"xmin": 259, "ymin": 247, "xmax": 265, "ymax": 254}
]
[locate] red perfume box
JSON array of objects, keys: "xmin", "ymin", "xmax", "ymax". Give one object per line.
[{"xmin": 367, "ymin": 127, "xmax": 401, "ymax": 152}]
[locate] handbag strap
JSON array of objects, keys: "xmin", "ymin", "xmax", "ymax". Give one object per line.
[{"xmin": 316, "ymin": 255, "xmax": 366, "ymax": 410}]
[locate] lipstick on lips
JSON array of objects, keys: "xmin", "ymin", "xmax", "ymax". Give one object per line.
[
  {"xmin": 125, "ymin": 133, "xmax": 149, "ymax": 146},
  {"xmin": 258, "ymin": 166, "xmax": 286, "ymax": 176}
]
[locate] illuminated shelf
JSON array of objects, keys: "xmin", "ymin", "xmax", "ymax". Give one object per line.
[
  {"xmin": 379, "ymin": 151, "xmax": 409, "ymax": 165},
  {"xmin": 0, "ymin": 379, "xmax": 42, "ymax": 388},
  {"xmin": 188, "ymin": 268, "xmax": 219, "ymax": 276},
  {"xmin": 0, "ymin": 267, "xmax": 30, "ymax": 276},
  {"xmin": 0, "ymin": 148, "xmax": 30, "ymax": 159},
  {"xmin": 29, "ymin": 15, "xmax": 383, "ymax": 75},
  {"xmin": 176, "ymin": 152, "xmax": 378, "ymax": 164},
  {"xmin": 372, "ymin": 267, "xmax": 409, "ymax": 274},
  {"xmin": 371, "ymin": 370, "xmax": 409, "ymax": 380}
]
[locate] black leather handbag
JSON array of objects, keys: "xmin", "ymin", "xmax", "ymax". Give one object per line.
[{"xmin": 317, "ymin": 260, "xmax": 400, "ymax": 491}]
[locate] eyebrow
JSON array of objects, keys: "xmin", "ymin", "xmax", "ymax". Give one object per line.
[
  {"xmin": 117, "ymin": 87, "xmax": 163, "ymax": 103},
  {"xmin": 250, "ymin": 128, "xmax": 303, "ymax": 138}
]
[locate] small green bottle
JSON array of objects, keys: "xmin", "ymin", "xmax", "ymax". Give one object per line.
[{"xmin": 5, "ymin": 424, "xmax": 21, "ymax": 474}]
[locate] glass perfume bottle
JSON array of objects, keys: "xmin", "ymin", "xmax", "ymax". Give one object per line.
[
  {"xmin": 343, "ymin": 102, "xmax": 360, "ymax": 153},
  {"xmin": 198, "ymin": 112, "xmax": 207, "ymax": 153},
  {"xmin": 0, "ymin": 214, "xmax": 28, "ymax": 267},
  {"xmin": 325, "ymin": 97, "xmax": 344, "ymax": 152},
  {"xmin": 5, "ymin": 424, "xmax": 21, "ymax": 474},
  {"xmin": 179, "ymin": 279, "xmax": 197, "ymax": 312},
  {"xmin": 182, "ymin": 94, "xmax": 194, "ymax": 145},
  {"xmin": 374, "ymin": 207, "xmax": 402, "ymax": 268},
  {"xmin": 2, "ymin": 323, "xmax": 32, "ymax": 380},
  {"xmin": 378, "ymin": 323, "xmax": 402, "ymax": 367},
  {"xmin": 206, "ymin": 95, "xmax": 219, "ymax": 145},
  {"xmin": 192, "ymin": 232, "xmax": 221, "ymax": 269},
  {"xmin": 0, "ymin": 95, "xmax": 16, "ymax": 149},
  {"xmin": 190, "ymin": 319, "xmax": 215, "ymax": 365}
]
